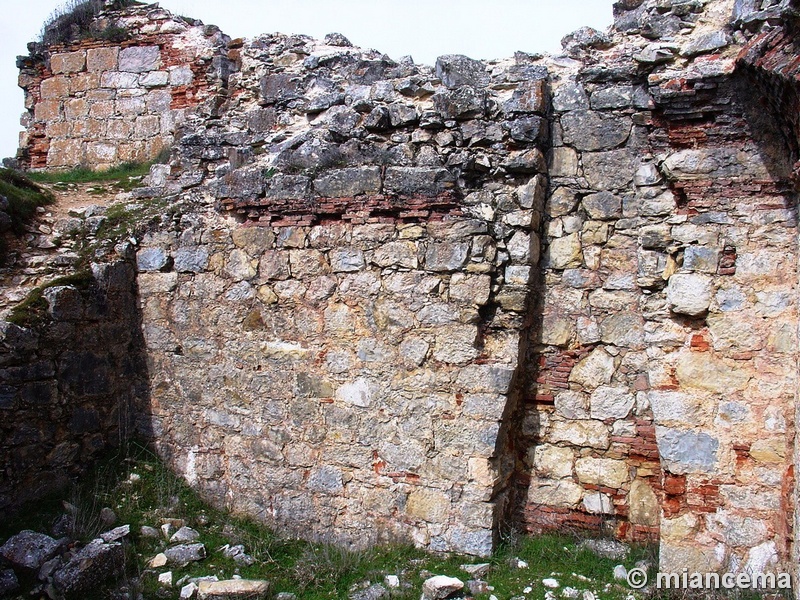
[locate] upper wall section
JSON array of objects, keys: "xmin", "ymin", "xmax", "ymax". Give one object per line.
[{"xmin": 16, "ymin": 4, "xmax": 232, "ymax": 170}]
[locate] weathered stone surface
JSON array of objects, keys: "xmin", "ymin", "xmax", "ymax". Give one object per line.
[
  {"xmin": 0, "ymin": 531, "xmax": 61, "ymax": 571},
  {"xmin": 527, "ymin": 478, "xmax": 583, "ymax": 507},
  {"xmin": 503, "ymin": 79, "xmax": 547, "ymax": 114},
  {"xmin": 583, "ymin": 491, "xmax": 614, "ymax": 514},
  {"xmin": 164, "ymin": 543, "xmax": 206, "ymax": 567},
  {"xmin": 533, "ymin": 444, "xmax": 574, "ymax": 479},
  {"xmin": 549, "ymin": 421, "xmax": 609, "ymax": 449},
  {"xmin": 549, "ymin": 147, "xmax": 579, "ymax": 177},
  {"xmin": 137, "ymin": 247, "xmax": 169, "ymax": 272},
  {"xmin": 51, "ymin": 51, "xmax": 86, "ymax": 74},
  {"xmin": 554, "ymin": 390, "xmax": 589, "ymax": 419},
  {"xmin": 407, "ymin": 488, "xmax": 450, "ymax": 522},
  {"xmin": 435, "ymin": 55, "xmax": 488, "ymax": 89},
  {"xmin": 432, "ymin": 86, "xmax": 489, "ymax": 119},
  {"xmin": 545, "ymin": 234, "xmax": 582, "ymax": 269},
  {"xmin": 655, "ymin": 427, "xmax": 719, "ymax": 473},
  {"xmin": 119, "ymin": 46, "xmax": 161, "ymax": 73},
  {"xmin": 552, "ymin": 81, "xmax": 589, "ymax": 112},
  {"xmin": 43, "ymin": 286, "xmax": 84, "ymax": 321},
  {"xmin": 569, "ymin": 348, "xmax": 615, "ymax": 389},
  {"xmin": 589, "ymin": 386, "xmax": 634, "ymax": 420},
  {"xmin": 674, "ymin": 351, "xmax": 751, "ymax": 393},
  {"xmin": 505, "ymin": 116, "xmax": 548, "ymax": 144},
  {"xmin": 659, "ymin": 543, "xmax": 720, "ymax": 574},
  {"xmin": 372, "ymin": 241, "xmax": 418, "ymax": 268},
  {"xmin": 582, "ymin": 192, "xmax": 621, "ymax": 220},
  {"xmin": 53, "ymin": 541, "xmax": 125, "ymax": 595},
  {"xmin": 314, "ymin": 168, "xmax": 381, "ymax": 197},
  {"xmin": 627, "ymin": 480, "xmax": 658, "ymax": 526},
  {"xmin": 197, "ymin": 579, "xmax": 270, "ymax": 599},
  {"xmin": 561, "ymin": 111, "xmax": 631, "ymax": 151},
  {"xmin": 384, "ymin": 167, "xmax": 455, "ymax": 196},
  {"xmin": 425, "ymin": 242, "xmax": 470, "ymax": 272},
  {"xmin": 680, "ymin": 31, "xmax": 730, "ymax": 57},
  {"xmin": 666, "ymin": 274, "xmax": 713, "ymax": 316},
  {"xmin": 583, "ymin": 150, "xmax": 637, "ymax": 190},
  {"xmin": 575, "ymin": 457, "xmax": 629, "ymax": 488},
  {"xmin": 86, "ymin": 47, "xmax": 118, "ymax": 71},
  {"xmin": 174, "ymin": 248, "xmax": 209, "ymax": 273}
]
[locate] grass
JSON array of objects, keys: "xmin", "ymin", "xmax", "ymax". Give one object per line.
[
  {"xmin": 27, "ymin": 162, "xmax": 153, "ymax": 191},
  {"xmin": 0, "ymin": 168, "xmax": 55, "ymax": 235},
  {"xmin": 2, "ymin": 440, "xmax": 663, "ymax": 600}
]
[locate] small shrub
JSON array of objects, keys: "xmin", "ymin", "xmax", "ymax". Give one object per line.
[{"xmin": 39, "ymin": 0, "xmax": 138, "ymax": 46}]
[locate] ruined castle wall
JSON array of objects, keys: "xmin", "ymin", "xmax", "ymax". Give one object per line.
[
  {"xmin": 516, "ymin": 0, "xmax": 799, "ymax": 574},
  {"xmin": 0, "ymin": 261, "xmax": 148, "ymax": 513},
  {"xmin": 8, "ymin": 0, "xmax": 800, "ymax": 574},
  {"xmin": 134, "ymin": 38, "xmax": 549, "ymax": 555},
  {"xmin": 16, "ymin": 4, "xmax": 231, "ymax": 170}
]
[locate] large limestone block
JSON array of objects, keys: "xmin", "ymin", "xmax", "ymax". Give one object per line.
[
  {"xmin": 51, "ymin": 51, "xmax": 86, "ymax": 74},
  {"xmin": 569, "ymin": 347, "xmax": 615, "ymax": 389},
  {"xmin": 527, "ymin": 478, "xmax": 583, "ymax": 507},
  {"xmin": 549, "ymin": 420, "xmax": 609, "ymax": 449},
  {"xmin": 313, "ymin": 167, "xmax": 382, "ymax": 197},
  {"xmin": 406, "ymin": 488, "xmax": 451, "ymax": 522},
  {"xmin": 87, "ymin": 47, "xmax": 119, "ymax": 71},
  {"xmin": 628, "ymin": 479, "xmax": 659, "ymax": 526},
  {"xmin": 666, "ymin": 273, "xmax": 713, "ymax": 316},
  {"xmin": 119, "ymin": 46, "xmax": 161, "ymax": 73},
  {"xmin": 575, "ymin": 457, "xmax": 629, "ymax": 488},
  {"xmin": 662, "ymin": 148, "xmax": 768, "ymax": 180},
  {"xmin": 674, "ymin": 351, "xmax": 751, "ymax": 393},
  {"xmin": 533, "ymin": 444, "xmax": 574, "ymax": 479},
  {"xmin": 659, "ymin": 542, "xmax": 720, "ymax": 574},
  {"xmin": 589, "ymin": 386, "xmax": 634, "ymax": 420},
  {"xmin": 655, "ymin": 427, "xmax": 718, "ymax": 473}
]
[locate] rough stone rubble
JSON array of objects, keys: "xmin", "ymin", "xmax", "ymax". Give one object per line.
[{"xmin": 5, "ymin": 0, "xmax": 800, "ymax": 583}]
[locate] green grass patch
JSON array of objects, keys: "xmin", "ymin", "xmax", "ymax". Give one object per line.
[
  {"xmin": 5, "ymin": 270, "xmax": 94, "ymax": 328},
  {"xmin": 2, "ymin": 441, "xmax": 665, "ymax": 600},
  {"xmin": 0, "ymin": 168, "xmax": 55, "ymax": 234},
  {"xmin": 27, "ymin": 161, "xmax": 153, "ymax": 190}
]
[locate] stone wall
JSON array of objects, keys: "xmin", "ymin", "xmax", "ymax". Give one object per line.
[
  {"xmin": 16, "ymin": 3, "xmax": 232, "ymax": 170},
  {"xmin": 134, "ymin": 38, "xmax": 549, "ymax": 555},
  {"xmin": 0, "ymin": 261, "xmax": 148, "ymax": 513},
  {"xmin": 510, "ymin": 0, "xmax": 799, "ymax": 574},
  {"xmin": 9, "ymin": 0, "xmax": 800, "ymax": 577}
]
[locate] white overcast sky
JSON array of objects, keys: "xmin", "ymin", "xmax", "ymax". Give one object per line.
[{"xmin": 0, "ymin": 0, "xmax": 614, "ymax": 161}]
